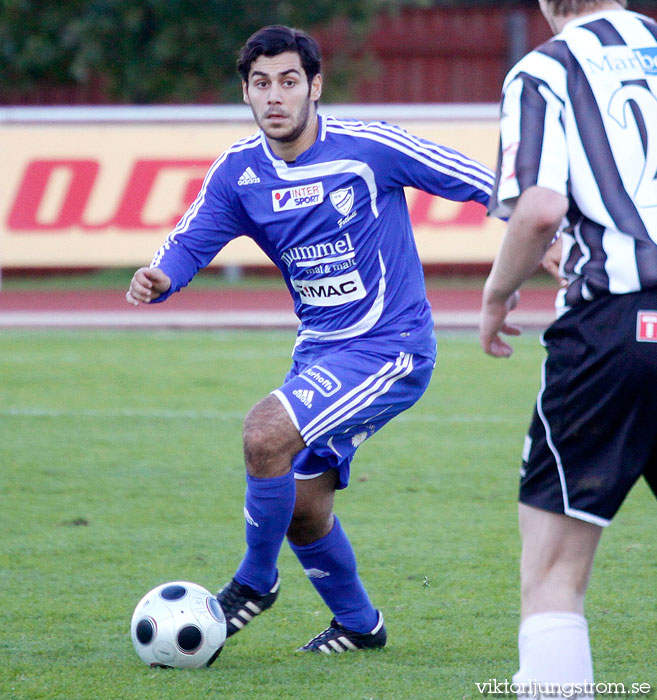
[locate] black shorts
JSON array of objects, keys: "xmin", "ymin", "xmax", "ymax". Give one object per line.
[{"xmin": 520, "ymin": 290, "xmax": 657, "ymax": 525}]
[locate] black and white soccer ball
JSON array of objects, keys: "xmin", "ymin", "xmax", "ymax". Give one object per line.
[{"xmin": 130, "ymin": 581, "xmax": 227, "ymax": 668}]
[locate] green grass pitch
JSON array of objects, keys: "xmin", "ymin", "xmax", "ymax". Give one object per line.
[{"xmin": 1, "ymin": 330, "xmax": 654, "ymax": 699}]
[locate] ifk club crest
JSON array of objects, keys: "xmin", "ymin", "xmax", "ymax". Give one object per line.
[{"xmin": 330, "ymin": 187, "xmax": 354, "ymax": 217}]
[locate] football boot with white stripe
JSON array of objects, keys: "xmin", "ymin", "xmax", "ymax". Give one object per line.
[
  {"xmin": 216, "ymin": 575, "xmax": 280, "ymax": 637},
  {"xmin": 296, "ymin": 610, "xmax": 387, "ymax": 654}
]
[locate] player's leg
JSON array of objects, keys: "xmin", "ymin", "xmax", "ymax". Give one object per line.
[
  {"xmin": 218, "ymin": 394, "xmax": 304, "ymax": 637},
  {"xmin": 288, "ymin": 469, "xmax": 381, "ymax": 642},
  {"xmin": 513, "ymin": 504, "xmax": 601, "ymax": 698},
  {"xmin": 518, "ymin": 504, "xmax": 601, "ymax": 619},
  {"xmin": 512, "ymin": 293, "xmax": 657, "ymax": 696},
  {"xmin": 287, "ymin": 467, "xmax": 337, "ymax": 545},
  {"xmin": 275, "ymin": 348, "xmax": 434, "ymax": 652}
]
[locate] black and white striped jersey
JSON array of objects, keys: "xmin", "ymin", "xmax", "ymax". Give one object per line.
[{"xmin": 489, "ymin": 9, "xmax": 657, "ymax": 313}]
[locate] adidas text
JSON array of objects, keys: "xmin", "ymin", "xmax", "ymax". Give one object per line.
[
  {"xmin": 292, "ymin": 388, "xmax": 314, "ymax": 408},
  {"xmin": 238, "ymin": 167, "xmax": 260, "ymax": 185}
]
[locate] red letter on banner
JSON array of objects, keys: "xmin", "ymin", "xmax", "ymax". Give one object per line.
[
  {"xmin": 7, "ymin": 159, "xmax": 213, "ymax": 232},
  {"xmin": 409, "ymin": 191, "xmax": 486, "ymax": 228},
  {"xmin": 8, "ymin": 160, "xmax": 99, "ymax": 231}
]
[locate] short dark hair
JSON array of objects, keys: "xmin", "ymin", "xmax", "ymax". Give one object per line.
[
  {"xmin": 542, "ymin": 0, "xmax": 627, "ymax": 15},
  {"xmin": 237, "ymin": 25, "xmax": 322, "ymax": 84}
]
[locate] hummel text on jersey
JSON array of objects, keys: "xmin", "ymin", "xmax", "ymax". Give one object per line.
[
  {"xmin": 281, "ymin": 232, "xmax": 355, "ymax": 268},
  {"xmin": 238, "ymin": 167, "xmax": 261, "ymax": 185},
  {"xmin": 272, "ymin": 182, "xmax": 324, "ymax": 212},
  {"xmin": 291, "ymin": 270, "xmax": 366, "ymax": 307}
]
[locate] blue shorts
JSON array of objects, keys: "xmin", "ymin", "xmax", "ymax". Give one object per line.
[{"xmin": 271, "ymin": 347, "xmax": 434, "ymax": 489}]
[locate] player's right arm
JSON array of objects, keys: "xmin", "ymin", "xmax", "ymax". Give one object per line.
[
  {"xmin": 126, "ymin": 267, "xmax": 171, "ymax": 306},
  {"xmin": 126, "ymin": 153, "xmax": 246, "ymax": 306}
]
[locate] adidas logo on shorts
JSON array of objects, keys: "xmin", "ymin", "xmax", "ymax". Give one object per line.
[
  {"xmin": 292, "ymin": 388, "xmax": 314, "ymax": 408},
  {"xmin": 238, "ymin": 167, "xmax": 260, "ymax": 186}
]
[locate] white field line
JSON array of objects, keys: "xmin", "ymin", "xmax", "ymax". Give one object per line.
[
  {"xmin": 0, "ymin": 310, "xmax": 555, "ymax": 329},
  {"xmin": 2, "ymin": 406, "xmax": 518, "ymax": 424}
]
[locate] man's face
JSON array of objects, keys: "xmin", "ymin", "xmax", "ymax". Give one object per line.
[{"xmin": 242, "ymin": 51, "xmax": 322, "ymax": 144}]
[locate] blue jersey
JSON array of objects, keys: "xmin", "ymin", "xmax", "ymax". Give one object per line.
[{"xmin": 151, "ymin": 114, "xmax": 494, "ymax": 361}]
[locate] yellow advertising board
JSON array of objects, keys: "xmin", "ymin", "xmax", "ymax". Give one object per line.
[{"xmin": 0, "ymin": 110, "xmax": 504, "ymax": 268}]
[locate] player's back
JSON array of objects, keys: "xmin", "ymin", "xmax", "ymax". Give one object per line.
[
  {"xmin": 499, "ymin": 9, "xmax": 657, "ymax": 308},
  {"xmin": 539, "ymin": 10, "xmax": 657, "ymax": 241}
]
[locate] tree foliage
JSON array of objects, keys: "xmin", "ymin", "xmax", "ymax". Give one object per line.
[
  {"xmin": 0, "ymin": 0, "xmax": 377, "ymax": 103},
  {"xmin": 2, "ymin": 0, "xmax": 654, "ymax": 104}
]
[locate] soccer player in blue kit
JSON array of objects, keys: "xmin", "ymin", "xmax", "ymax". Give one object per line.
[{"xmin": 127, "ymin": 25, "xmax": 494, "ymax": 653}]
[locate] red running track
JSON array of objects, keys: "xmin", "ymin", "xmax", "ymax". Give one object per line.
[{"xmin": 0, "ymin": 287, "xmax": 558, "ymax": 329}]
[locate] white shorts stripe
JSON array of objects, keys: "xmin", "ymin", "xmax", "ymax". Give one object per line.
[
  {"xmin": 300, "ymin": 358, "xmax": 397, "ymax": 436},
  {"xmin": 303, "ymin": 355, "xmax": 414, "ymax": 445},
  {"xmin": 302, "ymin": 353, "xmax": 413, "ymax": 445},
  {"xmin": 270, "ymin": 389, "xmax": 301, "ymax": 431},
  {"xmin": 535, "ymin": 357, "xmax": 611, "ymax": 528}
]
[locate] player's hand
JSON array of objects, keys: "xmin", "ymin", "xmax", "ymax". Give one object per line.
[
  {"xmin": 479, "ymin": 289, "xmax": 521, "ymax": 358},
  {"xmin": 126, "ymin": 267, "xmax": 171, "ymax": 306},
  {"xmin": 541, "ymin": 235, "xmax": 566, "ymax": 287}
]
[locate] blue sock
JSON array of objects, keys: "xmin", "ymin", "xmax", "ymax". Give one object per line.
[
  {"xmin": 234, "ymin": 471, "xmax": 296, "ymax": 594},
  {"xmin": 289, "ymin": 516, "xmax": 378, "ymax": 633}
]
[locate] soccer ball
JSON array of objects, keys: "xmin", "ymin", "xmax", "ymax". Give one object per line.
[{"xmin": 130, "ymin": 581, "xmax": 226, "ymax": 668}]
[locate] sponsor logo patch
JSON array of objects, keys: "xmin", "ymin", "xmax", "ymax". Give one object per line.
[
  {"xmin": 636, "ymin": 47, "xmax": 657, "ymax": 75},
  {"xmin": 300, "ymin": 365, "xmax": 342, "ymax": 397},
  {"xmin": 637, "ymin": 310, "xmax": 657, "ymax": 342},
  {"xmin": 291, "ymin": 269, "xmax": 366, "ymax": 307},
  {"xmin": 272, "ymin": 182, "xmax": 323, "ymax": 211},
  {"xmin": 586, "ymin": 46, "xmax": 657, "ymax": 77}
]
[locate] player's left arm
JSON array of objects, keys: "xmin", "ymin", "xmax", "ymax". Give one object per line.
[
  {"xmin": 373, "ymin": 126, "xmax": 495, "ymax": 206},
  {"xmin": 480, "ymin": 185, "xmax": 568, "ymax": 358}
]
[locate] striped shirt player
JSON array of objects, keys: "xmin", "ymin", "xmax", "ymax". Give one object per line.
[
  {"xmin": 128, "ymin": 24, "xmax": 495, "ymax": 657},
  {"xmin": 480, "ymin": 2, "xmax": 657, "ymax": 694},
  {"xmin": 490, "ymin": 6, "xmax": 657, "ymax": 317}
]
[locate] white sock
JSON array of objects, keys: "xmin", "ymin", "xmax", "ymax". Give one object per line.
[{"xmin": 513, "ymin": 612, "xmax": 594, "ymax": 699}]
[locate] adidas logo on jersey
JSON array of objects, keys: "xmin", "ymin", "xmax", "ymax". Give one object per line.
[
  {"xmin": 292, "ymin": 388, "xmax": 314, "ymax": 408},
  {"xmin": 238, "ymin": 167, "xmax": 260, "ymax": 185}
]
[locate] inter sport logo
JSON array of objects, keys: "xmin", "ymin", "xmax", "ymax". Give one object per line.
[{"xmin": 272, "ymin": 182, "xmax": 324, "ymax": 212}]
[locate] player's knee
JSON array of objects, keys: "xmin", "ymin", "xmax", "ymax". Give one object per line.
[
  {"xmin": 242, "ymin": 397, "xmax": 302, "ymax": 477},
  {"xmin": 521, "ymin": 562, "xmax": 590, "ymax": 611},
  {"xmin": 287, "ymin": 506, "xmax": 333, "ymax": 546},
  {"xmin": 242, "ymin": 421, "xmax": 279, "ymax": 477}
]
